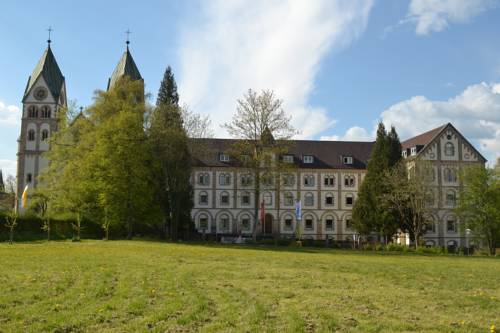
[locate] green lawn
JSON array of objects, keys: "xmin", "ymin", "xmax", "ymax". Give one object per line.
[{"xmin": 0, "ymin": 241, "xmax": 498, "ymax": 332}]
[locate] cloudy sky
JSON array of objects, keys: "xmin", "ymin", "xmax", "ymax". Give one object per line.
[{"xmin": 1, "ymin": 0, "xmax": 500, "ymax": 178}]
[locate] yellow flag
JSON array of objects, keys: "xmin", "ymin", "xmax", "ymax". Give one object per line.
[{"xmin": 21, "ymin": 185, "xmax": 29, "ymax": 208}]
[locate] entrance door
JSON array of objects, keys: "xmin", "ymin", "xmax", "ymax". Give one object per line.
[{"xmin": 264, "ymin": 214, "xmax": 273, "ymax": 234}]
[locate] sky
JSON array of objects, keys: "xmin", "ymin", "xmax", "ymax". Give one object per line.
[{"xmin": 1, "ymin": 0, "xmax": 500, "ymax": 179}]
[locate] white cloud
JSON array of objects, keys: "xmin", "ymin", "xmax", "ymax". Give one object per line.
[
  {"xmin": 177, "ymin": 0, "xmax": 374, "ymax": 139},
  {"xmin": 406, "ymin": 0, "xmax": 497, "ymax": 35},
  {"xmin": 380, "ymin": 82, "xmax": 500, "ymax": 163},
  {"xmin": 0, "ymin": 100, "xmax": 21, "ymax": 126},
  {"xmin": 0, "ymin": 159, "xmax": 17, "ymax": 180},
  {"xmin": 320, "ymin": 126, "xmax": 373, "ymax": 141}
]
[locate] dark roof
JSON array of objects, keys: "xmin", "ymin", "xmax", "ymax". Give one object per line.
[
  {"xmin": 192, "ymin": 138, "xmax": 374, "ymax": 169},
  {"xmin": 401, "ymin": 124, "xmax": 447, "ymax": 150},
  {"xmin": 23, "ymin": 45, "xmax": 65, "ymax": 101},
  {"xmin": 107, "ymin": 47, "xmax": 143, "ymax": 90}
]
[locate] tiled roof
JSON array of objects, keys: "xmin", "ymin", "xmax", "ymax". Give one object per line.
[
  {"xmin": 191, "ymin": 138, "xmax": 374, "ymax": 170},
  {"xmin": 107, "ymin": 47, "xmax": 143, "ymax": 90},
  {"xmin": 401, "ymin": 124, "xmax": 447, "ymax": 150},
  {"xmin": 23, "ymin": 45, "xmax": 65, "ymax": 101}
]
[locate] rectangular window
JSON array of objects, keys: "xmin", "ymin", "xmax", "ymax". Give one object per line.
[
  {"xmin": 219, "ymin": 153, "xmax": 230, "ymax": 162},
  {"xmin": 284, "ymin": 193, "xmax": 294, "ymax": 206},
  {"xmin": 325, "ymin": 196, "xmax": 334, "ymax": 205},
  {"xmin": 305, "ymin": 219, "xmax": 313, "ymax": 230},
  {"xmin": 344, "ymin": 176, "xmax": 355, "ymax": 187},
  {"xmin": 283, "ymin": 155, "xmax": 294, "ymax": 163},
  {"xmin": 241, "ymin": 193, "xmax": 250, "ymax": 205},
  {"xmin": 324, "ymin": 176, "xmax": 335, "ymax": 187},
  {"xmin": 343, "ymin": 156, "xmax": 353, "ymax": 164},
  {"xmin": 325, "ymin": 219, "xmax": 334, "ymax": 231},
  {"xmin": 241, "ymin": 174, "xmax": 252, "ymax": 186},
  {"xmin": 447, "ymin": 220, "xmax": 456, "ymax": 232},
  {"xmin": 304, "ymin": 175, "xmax": 315, "ymax": 187},
  {"xmin": 305, "ymin": 194, "xmax": 314, "ymax": 206},
  {"xmin": 221, "ymin": 194, "xmax": 229, "ymax": 205},
  {"xmin": 346, "ymin": 196, "xmax": 353, "ymax": 206},
  {"xmin": 283, "ymin": 174, "xmax": 295, "ymax": 186},
  {"xmin": 303, "ymin": 155, "xmax": 314, "ymax": 164},
  {"xmin": 199, "ymin": 193, "xmax": 208, "ymax": 205}
]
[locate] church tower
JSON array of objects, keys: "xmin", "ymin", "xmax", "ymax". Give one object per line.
[
  {"xmin": 107, "ymin": 38, "xmax": 143, "ymax": 91},
  {"xmin": 16, "ymin": 39, "xmax": 66, "ymax": 211}
]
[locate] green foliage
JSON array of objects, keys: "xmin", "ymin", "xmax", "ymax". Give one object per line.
[
  {"xmin": 456, "ymin": 165, "xmax": 500, "ymax": 255},
  {"xmin": 156, "ymin": 66, "xmax": 179, "ymax": 107},
  {"xmin": 353, "ymin": 123, "xmax": 402, "ymax": 239}
]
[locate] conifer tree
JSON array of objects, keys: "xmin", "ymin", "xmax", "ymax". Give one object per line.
[
  {"xmin": 0, "ymin": 169, "xmax": 5, "ymax": 193},
  {"xmin": 151, "ymin": 66, "xmax": 194, "ymax": 240},
  {"xmin": 353, "ymin": 122, "xmax": 402, "ymax": 242}
]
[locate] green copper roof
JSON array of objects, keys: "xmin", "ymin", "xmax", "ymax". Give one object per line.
[
  {"xmin": 23, "ymin": 45, "xmax": 65, "ymax": 101},
  {"xmin": 107, "ymin": 47, "xmax": 143, "ymax": 90}
]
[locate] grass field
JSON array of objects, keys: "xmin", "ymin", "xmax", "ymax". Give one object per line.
[{"xmin": 0, "ymin": 241, "xmax": 498, "ymax": 332}]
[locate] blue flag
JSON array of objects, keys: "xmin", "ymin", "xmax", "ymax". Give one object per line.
[{"xmin": 295, "ymin": 199, "xmax": 302, "ymax": 221}]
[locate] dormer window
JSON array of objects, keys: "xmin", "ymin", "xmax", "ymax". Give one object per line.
[
  {"xmin": 411, "ymin": 147, "xmax": 417, "ymax": 156},
  {"xmin": 283, "ymin": 155, "xmax": 294, "ymax": 163},
  {"xmin": 342, "ymin": 156, "xmax": 353, "ymax": 165},
  {"xmin": 303, "ymin": 155, "xmax": 314, "ymax": 164},
  {"xmin": 219, "ymin": 153, "xmax": 230, "ymax": 162}
]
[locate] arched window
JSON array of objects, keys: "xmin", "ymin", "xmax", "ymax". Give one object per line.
[
  {"xmin": 198, "ymin": 172, "xmax": 210, "ymax": 185},
  {"xmin": 219, "ymin": 214, "xmax": 230, "ymax": 232},
  {"xmin": 220, "ymin": 191, "xmax": 230, "ymax": 205},
  {"xmin": 304, "ymin": 192, "xmax": 314, "ymax": 206},
  {"xmin": 446, "ymin": 190, "xmax": 456, "ymax": 207},
  {"xmin": 198, "ymin": 214, "xmax": 209, "ymax": 230},
  {"xmin": 41, "ymin": 105, "xmax": 51, "ymax": 118},
  {"xmin": 344, "ymin": 175, "xmax": 355, "ymax": 187},
  {"xmin": 41, "ymin": 129, "xmax": 49, "ymax": 141},
  {"xmin": 304, "ymin": 217, "xmax": 314, "ymax": 230},
  {"xmin": 283, "ymin": 215, "xmax": 294, "ymax": 231},
  {"xmin": 325, "ymin": 193, "xmax": 334, "ymax": 206},
  {"xmin": 444, "ymin": 168, "xmax": 457, "ymax": 182},
  {"xmin": 28, "ymin": 129, "xmax": 35, "ymax": 141},
  {"xmin": 241, "ymin": 215, "xmax": 251, "ymax": 231},
  {"xmin": 263, "ymin": 192, "xmax": 272, "ymax": 206},
  {"xmin": 444, "ymin": 142, "xmax": 454, "ymax": 156},
  {"xmin": 304, "ymin": 174, "xmax": 315, "ymax": 187},
  {"xmin": 199, "ymin": 191, "xmax": 208, "ymax": 205},
  {"xmin": 219, "ymin": 173, "xmax": 231, "ymax": 186},
  {"xmin": 284, "ymin": 192, "xmax": 294, "ymax": 206},
  {"xmin": 28, "ymin": 106, "xmax": 38, "ymax": 118},
  {"xmin": 446, "ymin": 218, "xmax": 457, "ymax": 232},
  {"xmin": 325, "ymin": 216, "xmax": 335, "ymax": 231}
]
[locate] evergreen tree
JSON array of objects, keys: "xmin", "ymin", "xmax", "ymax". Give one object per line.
[
  {"xmin": 156, "ymin": 66, "xmax": 179, "ymax": 107},
  {"xmin": 353, "ymin": 122, "xmax": 402, "ymax": 242},
  {"xmin": 0, "ymin": 169, "xmax": 5, "ymax": 193},
  {"xmin": 150, "ymin": 67, "xmax": 194, "ymax": 240}
]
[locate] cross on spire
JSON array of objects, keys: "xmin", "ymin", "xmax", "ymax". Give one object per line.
[
  {"xmin": 47, "ymin": 26, "xmax": 53, "ymax": 45},
  {"xmin": 125, "ymin": 29, "xmax": 131, "ymax": 47}
]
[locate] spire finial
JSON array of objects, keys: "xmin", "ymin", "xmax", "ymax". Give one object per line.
[
  {"xmin": 47, "ymin": 26, "xmax": 53, "ymax": 45},
  {"xmin": 125, "ymin": 29, "xmax": 131, "ymax": 49}
]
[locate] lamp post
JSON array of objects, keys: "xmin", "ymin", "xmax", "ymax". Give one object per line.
[{"xmin": 465, "ymin": 228, "xmax": 471, "ymax": 256}]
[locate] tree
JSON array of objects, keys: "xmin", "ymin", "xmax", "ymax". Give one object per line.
[
  {"xmin": 29, "ymin": 190, "xmax": 51, "ymax": 240},
  {"xmin": 0, "ymin": 169, "xmax": 5, "ymax": 193},
  {"xmin": 456, "ymin": 165, "xmax": 500, "ymax": 255},
  {"xmin": 150, "ymin": 67, "xmax": 194, "ymax": 241},
  {"xmin": 353, "ymin": 123, "xmax": 402, "ymax": 242},
  {"xmin": 5, "ymin": 175, "xmax": 16, "ymax": 194},
  {"xmin": 156, "ymin": 66, "xmax": 179, "ymax": 107},
  {"xmin": 383, "ymin": 160, "xmax": 433, "ymax": 248},
  {"xmin": 4, "ymin": 209, "xmax": 17, "ymax": 244},
  {"xmin": 223, "ymin": 89, "xmax": 297, "ymax": 242}
]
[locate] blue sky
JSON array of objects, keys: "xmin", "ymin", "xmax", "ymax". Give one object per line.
[{"xmin": 1, "ymin": 0, "xmax": 500, "ymax": 178}]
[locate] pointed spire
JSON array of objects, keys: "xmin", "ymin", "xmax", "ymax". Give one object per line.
[
  {"xmin": 23, "ymin": 39, "xmax": 65, "ymax": 102},
  {"xmin": 107, "ymin": 36, "xmax": 143, "ymax": 90},
  {"xmin": 47, "ymin": 26, "xmax": 53, "ymax": 46}
]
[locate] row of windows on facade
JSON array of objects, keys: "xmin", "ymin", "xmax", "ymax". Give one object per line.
[
  {"xmin": 424, "ymin": 167, "xmax": 458, "ymax": 183},
  {"xmin": 198, "ymin": 173, "xmax": 356, "ymax": 188},
  {"xmin": 218, "ymin": 153, "xmax": 353, "ymax": 165},
  {"xmin": 27, "ymin": 105, "xmax": 52, "ymax": 118},
  {"xmin": 403, "ymin": 141, "xmax": 456, "ymax": 158},
  {"xmin": 424, "ymin": 190, "xmax": 457, "ymax": 207},
  {"xmin": 197, "ymin": 215, "xmax": 458, "ymax": 234},
  {"xmin": 197, "ymin": 191, "xmax": 354, "ymax": 207},
  {"xmin": 197, "ymin": 215, "xmax": 353, "ymax": 232},
  {"xmin": 27, "ymin": 129, "xmax": 50, "ymax": 142}
]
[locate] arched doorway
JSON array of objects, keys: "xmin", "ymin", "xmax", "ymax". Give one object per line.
[{"xmin": 264, "ymin": 214, "xmax": 273, "ymax": 234}]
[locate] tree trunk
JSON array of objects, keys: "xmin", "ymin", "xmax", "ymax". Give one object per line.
[
  {"xmin": 252, "ymin": 172, "xmax": 260, "ymax": 243},
  {"xmin": 9, "ymin": 228, "xmax": 13, "ymax": 244}
]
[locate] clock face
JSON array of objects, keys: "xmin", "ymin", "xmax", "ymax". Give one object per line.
[{"xmin": 34, "ymin": 87, "xmax": 48, "ymax": 101}]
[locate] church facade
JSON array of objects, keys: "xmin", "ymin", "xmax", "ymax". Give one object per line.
[{"xmin": 17, "ymin": 42, "xmax": 487, "ymax": 247}]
